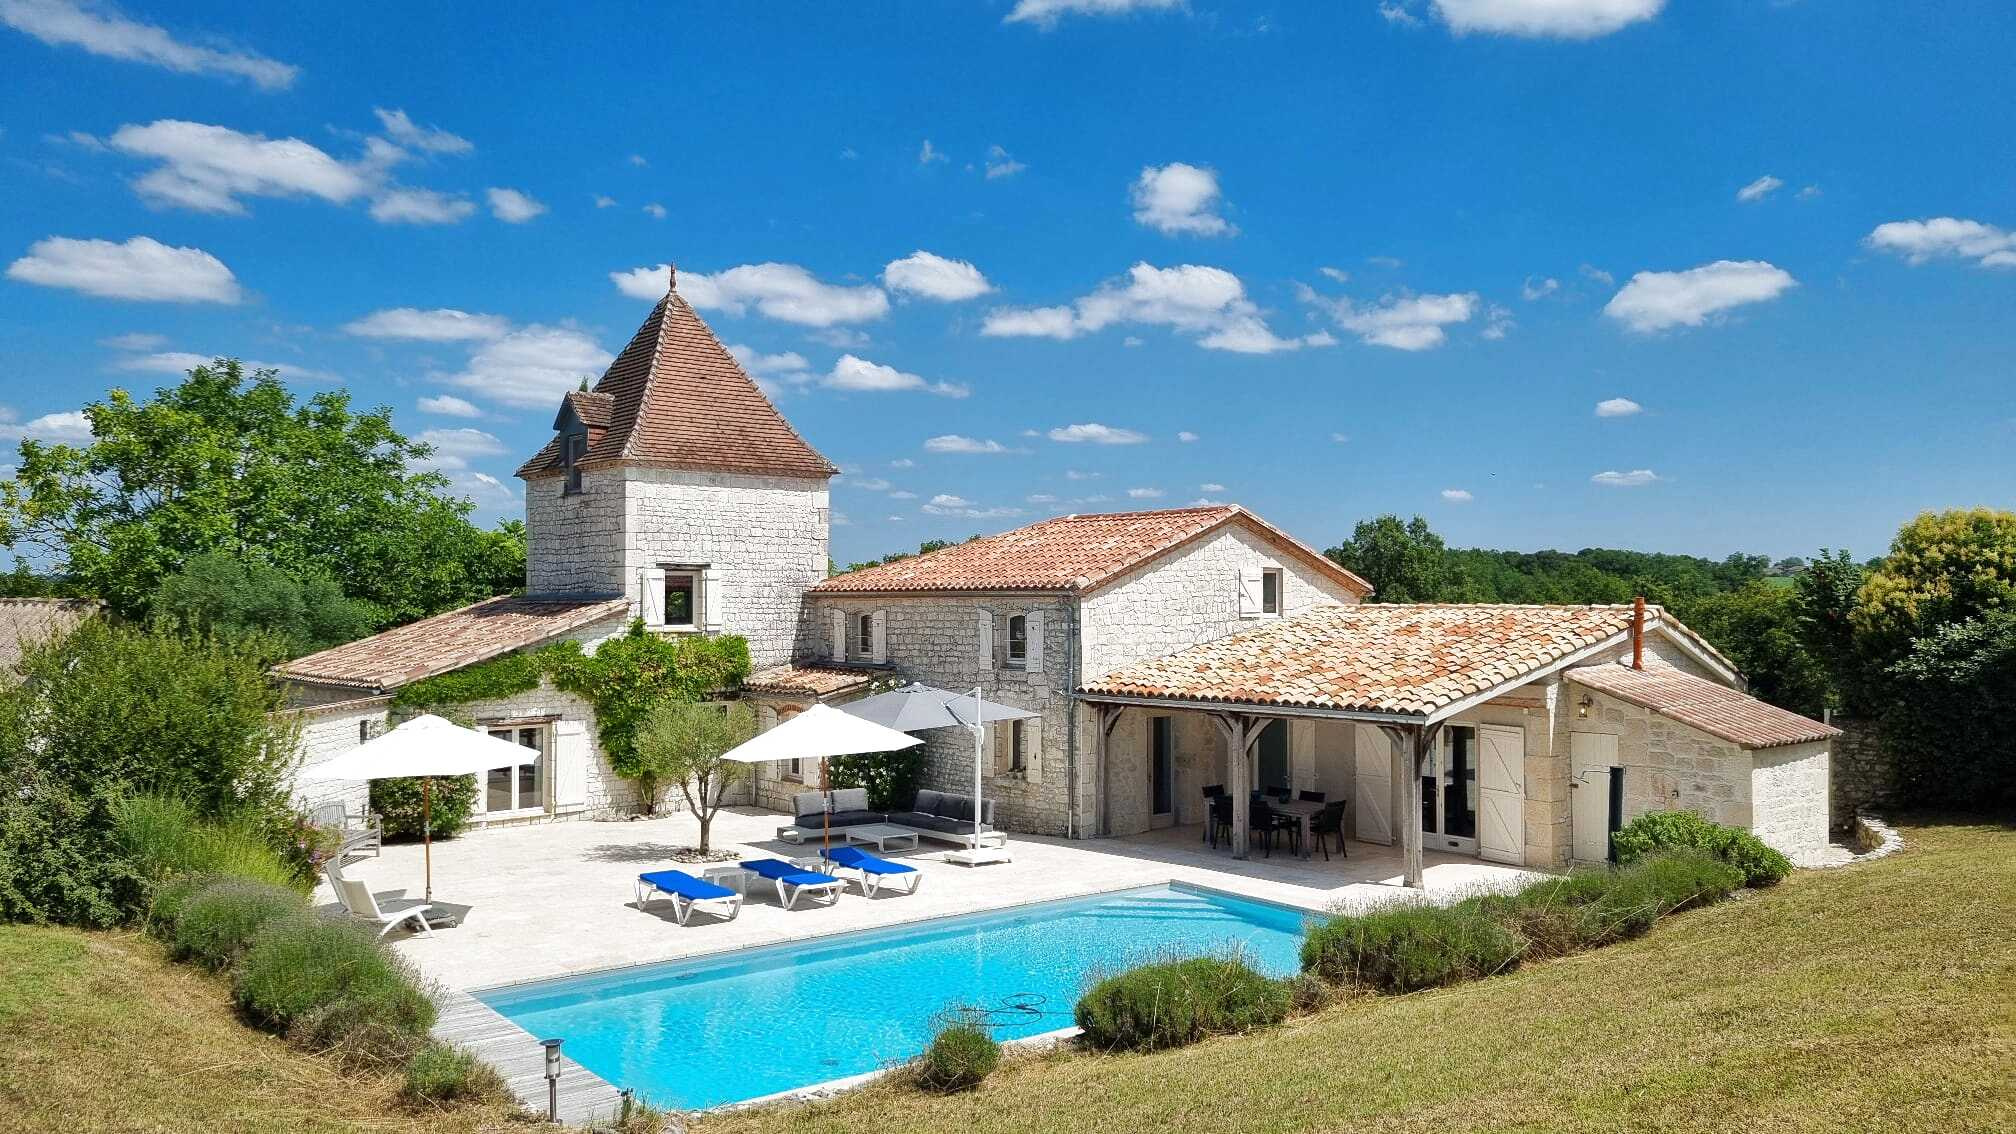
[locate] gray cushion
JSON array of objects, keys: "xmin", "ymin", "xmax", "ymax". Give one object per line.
[
  {"xmin": 829, "ymin": 787, "xmax": 871, "ymax": 813},
  {"xmin": 912, "ymin": 789, "xmax": 944, "ymax": 815},
  {"xmin": 823, "ymin": 809, "xmax": 885, "ymax": 829},
  {"xmin": 940, "ymin": 796, "xmax": 974, "ymax": 822},
  {"xmin": 886, "ymin": 811, "xmax": 935, "ymax": 829}
]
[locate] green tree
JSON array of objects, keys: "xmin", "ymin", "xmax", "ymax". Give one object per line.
[
  {"xmin": 1851, "ymin": 508, "xmax": 2016, "ymax": 662},
  {"xmin": 1679, "ymin": 582, "xmax": 1830, "ymax": 717},
  {"xmin": 1325, "ymin": 515, "xmax": 1454, "ymax": 602},
  {"xmin": 0, "ymin": 359, "xmax": 524, "ymax": 622},
  {"xmin": 0, "ymin": 621, "xmax": 299, "ymax": 926},
  {"xmin": 149, "ymin": 552, "xmax": 383, "ymax": 658},
  {"xmin": 1876, "ymin": 610, "xmax": 2016, "ymax": 809},
  {"xmin": 0, "ymin": 561, "xmax": 58, "ymax": 596},
  {"xmin": 630, "ymin": 699, "xmax": 757, "ymax": 848},
  {"xmin": 1792, "ymin": 548, "xmax": 1868, "ymax": 711}
]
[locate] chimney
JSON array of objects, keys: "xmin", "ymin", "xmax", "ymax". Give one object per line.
[{"xmin": 1631, "ymin": 595, "xmax": 1645, "ymax": 670}]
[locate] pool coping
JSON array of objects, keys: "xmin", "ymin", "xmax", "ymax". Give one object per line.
[{"xmin": 464, "ymin": 878, "xmax": 1328, "ymax": 1116}]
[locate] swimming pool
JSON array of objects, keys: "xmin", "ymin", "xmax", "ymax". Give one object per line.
[{"xmin": 477, "ymin": 884, "xmax": 1313, "ymax": 1110}]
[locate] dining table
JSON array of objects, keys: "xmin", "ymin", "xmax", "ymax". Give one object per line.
[{"xmin": 1266, "ymin": 798, "xmax": 1326, "ymax": 860}]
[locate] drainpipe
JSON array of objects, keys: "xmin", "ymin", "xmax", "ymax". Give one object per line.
[
  {"xmin": 1063, "ymin": 597, "xmax": 1081, "ymax": 840},
  {"xmin": 1631, "ymin": 595, "xmax": 1645, "ymax": 670}
]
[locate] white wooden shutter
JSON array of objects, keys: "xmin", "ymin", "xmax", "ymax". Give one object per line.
[
  {"xmin": 1353, "ymin": 724, "xmax": 1394, "ymax": 845},
  {"xmin": 1024, "ymin": 610, "xmax": 1045, "ymax": 675},
  {"xmin": 870, "ymin": 610, "xmax": 888, "ymax": 664},
  {"xmin": 552, "ymin": 719, "xmax": 590, "ymax": 811},
  {"xmin": 639, "ymin": 568, "xmax": 667, "ymax": 626},
  {"xmin": 1477, "ymin": 724, "xmax": 1526, "ymax": 865},
  {"xmin": 988, "ymin": 723, "xmax": 1008, "ymax": 774},
  {"xmin": 700, "ymin": 567, "xmax": 724, "ymax": 631},
  {"xmin": 977, "ymin": 609, "xmax": 995, "ymax": 668},
  {"xmin": 828, "ymin": 609, "xmax": 846, "ymax": 660},
  {"xmin": 1237, "ymin": 566, "xmax": 1263, "ymax": 617},
  {"xmin": 1023, "ymin": 717, "xmax": 1044, "ymax": 783}
]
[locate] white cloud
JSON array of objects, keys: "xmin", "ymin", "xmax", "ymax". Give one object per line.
[
  {"xmin": 1380, "ymin": 2, "xmax": 1421, "ymax": 25},
  {"xmin": 616, "ymin": 262, "xmax": 890, "ymax": 327},
  {"xmin": 1367, "ymin": 255, "xmax": 1404, "ymax": 269},
  {"xmin": 1177, "ymin": 431, "xmax": 1199, "ymax": 443},
  {"xmin": 985, "ymin": 262, "xmax": 1323, "ymax": 354},
  {"xmin": 114, "ymin": 350, "xmax": 341, "ymax": 384},
  {"xmin": 1049, "ymin": 422, "xmax": 1148, "ymax": 445},
  {"xmin": 825, "ymin": 354, "xmax": 969, "ymax": 398},
  {"xmin": 1603, "ymin": 260, "xmax": 1796, "ymax": 333},
  {"xmin": 343, "ymin": 307, "xmax": 509, "ymax": 342},
  {"xmin": 725, "ymin": 344, "xmax": 813, "ymax": 391},
  {"xmin": 1065, "ymin": 469, "xmax": 1100, "ymax": 480},
  {"xmin": 100, "ymin": 331, "xmax": 165, "ymax": 351},
  {"xmin": 642, "ymin": 202, "xmax": 667, "ymax": 219},
  {"xmin": 627, "ymin": 154, "xmax": 648, "ymax": 167},
  {"xmin": 1736, "ymin": 174, "xmax": 1782, "ymax": 203},
  {"xmin": 1429, "ymin": 0, "xmax": 1664, "ymax": 39},
  {"xmin": 1864, "ymin": 217, "xmax": 2016, "ymax": 269},
  {"xmin": 372, "ymin": 108, "xmax": 471, "ymax": 155},
  {"xmin": 1591, "ymin": 468, "xmax": 1660, "ymax": 487},
  {"xmin": 1595, "ymin": 396, "xmax": 1642, "ymax": 418},
  {"xmin": 0, "ymin": 0, "xmax": 297, "ymax": 88},
  {"xmin": 1797, "ymin": 185, "xmax": 1822, "ymax": 201},
  {"xmin": 441, "ymin": 325, "xmax": 613, "ymax": 409},
  {"xmin": 1330, "ymin": 432, "xmax": 1350, "ymax": 443},
  {"xmin": 444, "ymin": 470, "xmax": 518, "ymax": 514},
  {"xmin": 7, "ymin": 234, "xmax": 241, "ymax": 302},
  {"xmin": 108, "ymin": 119, "xmax": 375, "ymax": 214},
  {"xmin": 849, "ymin": 477, "xmax": 892, "ymax": 492},
  {"xmin": 1319, "ymin": 266, "xmax": 1351, "ymax": 284},
  {"xmin": 927, "ymin": 493, "xmax": 971, "ymax": 508},
  {"xmin": 888, "ymin": 489, "xmax": 918, "ymax": 500},
  {"xmin": 918, "ymin": 138, "xmax": 946, "ymax": 165},
  {"xmin": 924, "ymin": 435, "xmax": 1011, "ymax": 454},
  {"xmin": 412, "ymin": 426, "xmax": 505, "ymax": 471},
  {"xmin": 1200, "ymin": 482, "xmax": 1225, "ymax": 492},
  {"xmin": 1131, "ymin": 162, "xmax": 1234, "ymax": 237},
  {"xmin": 1441, "ymin": 488, "xmax": 1473, "ymax": 502},
  {"xmin": 592, "ymin": 194, "xmax": 617, "ymax": 208},
  {"xmin": 1521, "ymin": 276, "xmax": 1559, "ymax": 301},
  {"xmin": 418, "ymin": 394, "xmax": 481, "ymax": 418},
  {"xmin": 889, "ymin": 458, "xmax": 915, "ymax": 469},
  {"xmin": 1579, "ymin": 263, "xmax": 1614, "ymax": 286},
  {"xmin": 1027, "ymin": 493, "xmax": 1058, "ymax": 504},
  {"xmin": 985, "ymin": 145, "xmax": 1026, "ymax": 179},
  {"xmin": 1004, "ymin": 0, "xmax": 1181, "ymax": 28},
  {"xmin": 1302, "ymin": 287, "xmax": 1480, "ymax": 350},
  {"xmin": 0, "ymin": 407, "xmax": 92, "ymax": 443},
  {"xmin": 882, "ymin": 251, "xmax": 993, "ymax": 301},
  {"xmin": 1481, "ymin": 303, "xmax": 1514, "ymax": 340},
  {"xmin": 486, "ymin": 187, "xmax": 545, "ymax": 223},
  {"xmin": 368, "ymin": 187, "xmax": 475, "ymax": 225},
  {"xmin": 1127, "ymin": 487, "xmax": 1164, "ymax": 499}
]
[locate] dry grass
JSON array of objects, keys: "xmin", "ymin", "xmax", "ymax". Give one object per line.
[
  {"xmin": 699, "ymin": 819, "xmax": 2016, "ymax": 1134},
  {"xmin": 0, "ymin": 925, "xmax": 530, "ymax": 1134}
]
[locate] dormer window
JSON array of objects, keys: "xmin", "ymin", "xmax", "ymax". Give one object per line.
[{"xmin": 561, "ymin": 432, "xmax": 587, "ymax": 495}]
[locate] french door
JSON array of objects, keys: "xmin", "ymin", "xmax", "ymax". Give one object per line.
[
  {"xmin": 481, "ymin": 725, "xmax": 547, "ymax": 816},
  {"xmin": 1421, "ymin": 725, "xmax": 1479, "ymax": 853}
]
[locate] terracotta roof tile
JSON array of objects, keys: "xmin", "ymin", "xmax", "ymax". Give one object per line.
[
  {"xmin": 1568, "ymin": 662, "xmax": 1838, "ymax": 749},
  {"xmin": 1080, "ymin": 603, "xmax": 1660, "ymax": 717},
  {"xmin": 811, "ymin": 505, "xmax": 1371, "ymax": 596},
  {"xmin": 516, "ymin": 288, "xmax": 836, "ymax": 481},
  {"xmin": 742, "ymin": 663, "xmax": 880, "ymax": 699},
  {"xmin": 274, "ymin": 595, "xmax": 627, "ymax": 692},
  {"xmin": 0, "ymin": 598, "xmax": 99, "ymax": 681}
]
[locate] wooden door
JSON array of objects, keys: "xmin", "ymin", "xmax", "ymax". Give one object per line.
[{"xmin": 1477, "ymin": 724, "xmax": 1526, "ymax": 864}]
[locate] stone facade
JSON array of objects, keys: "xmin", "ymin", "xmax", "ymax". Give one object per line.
[
  {"xmin": 1750, "ymin": 741, "xmax": 1831, "ymax": 855},
  {"xmin": 1828, "ymin": 716, "xmax": 1896, "ymax": 827},
  {"xmin": 282, "ymin": 695, "xmax": 392, "ymax": 817},
  {"xmin": 526, "ymin": 465, "xmax": 828, "ymax": 670}
]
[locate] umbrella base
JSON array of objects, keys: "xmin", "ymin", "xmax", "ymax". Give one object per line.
[{"xmin": 944, "ymin": 846, "xmax": 1014, "ymax": 866}]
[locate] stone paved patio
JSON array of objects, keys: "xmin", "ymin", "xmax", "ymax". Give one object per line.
[{"xmin": 319, "ymin": 806, "xmax": 1541, "ymax": 993}]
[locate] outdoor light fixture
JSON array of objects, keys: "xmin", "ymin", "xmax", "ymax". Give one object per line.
[
  {"xmin": 541, "ymin": 1038, "xmax": 564, "ymax": 1122},
  {"xmin": 1576, "ymin": 694, "xmax": 1593, "ymax": 719}
]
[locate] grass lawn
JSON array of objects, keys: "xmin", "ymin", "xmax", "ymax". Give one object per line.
[
  {"xmin": 701, "ymin": 820, "xmax": 2016, "ymax": 1134},
  {"xmin": 0, "ymin": 924, "xmax": 527, "ymax": 1134}
]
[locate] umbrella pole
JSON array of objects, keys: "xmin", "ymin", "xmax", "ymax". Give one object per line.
[
  {"xmin": 820, "ymin": 757, "xmax": 831, "ymax": 860},
  {"xmin": 971, "ymin": 686, "xmax": 984, "ymax": 851},
  {"xmin": 423, "ymin": 776, "xmax": 433, "ymax": 905}
]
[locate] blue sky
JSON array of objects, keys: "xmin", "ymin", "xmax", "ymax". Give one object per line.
[{"xmin": 3, "ymin": 0, "xmax": 2012, "ymax": 569}]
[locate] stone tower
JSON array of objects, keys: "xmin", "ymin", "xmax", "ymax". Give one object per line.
[{"xmin": 515, "ymin": 267, "xmax": 836, "ymax": 669}]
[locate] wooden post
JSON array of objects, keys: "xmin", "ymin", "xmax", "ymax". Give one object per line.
[
  {"xmin": 1095, "ymin": 704, "xmax": 1123, "ymax": 837},
  {"xmin": 1226, "ymin": 715, "xmax": 1250, "ymax": 859},
  {"xmin": 1400, "ymin": 728, "xmax": 1426, "ymax": 888}
]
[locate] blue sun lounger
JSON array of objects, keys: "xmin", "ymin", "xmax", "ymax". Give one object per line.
[
  {"xmin": 634, "ymin": 869, "xmax": 742, "ymax": 925},
  {"xmin": 821, "ymin": 845, "xmax": 922, "ymax": 898},
  {"xmin": 739, "ymin": 858, "xmax": 847, "ymax": 910}
]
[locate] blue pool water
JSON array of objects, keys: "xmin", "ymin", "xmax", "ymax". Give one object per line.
[{"xmin": 477, "ymin": 884, "xmax": 1311, "ymax": 1110}]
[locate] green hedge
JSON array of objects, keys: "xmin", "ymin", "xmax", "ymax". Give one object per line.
[
  {"xmin": 913, "ymin": 1016, "xmax": 1001, "ymax": 1093},
  {"xmin": 1075, "ymin": 955, "xmax": 1289, "ymax": 1051},
  {"xmin": 1300, "ymin": 902, "xmax": 1522, "ymax": 993},
  {"xmin": 170, "ymin": 878, "xmax": 305, "ymax": 970},
  {"xmin": 1610, "ymin": 810, "xmax": 1792, "ymax": 887},
  {"xmin": 234, "ymin": 916, "xmax": 437, "ymax": 1066}
]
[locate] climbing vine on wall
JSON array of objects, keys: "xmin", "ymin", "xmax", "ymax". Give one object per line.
[{"xmin": 390, "ymin": 644, "xmax": 578, "ymax": 711}]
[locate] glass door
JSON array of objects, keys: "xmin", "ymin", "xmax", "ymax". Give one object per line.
[
  {"xmin": 1149, "ymin": 716, "xmax": 1174, "ymax": 828},
  {"xmin": 481, "ymin": 725, "xmax": 546, "ymax": 815},
  {"xmin": 1420, "ymin": 725, "xmax": 1479, "ymax": 853}
]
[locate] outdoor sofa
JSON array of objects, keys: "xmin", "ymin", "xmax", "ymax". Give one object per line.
[{"xmin": 776, "ymin": 787, "xmax": 1004, "ymax": 847}]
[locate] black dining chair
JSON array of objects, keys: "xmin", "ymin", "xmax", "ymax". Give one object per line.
[
  {"xmin": 1309, "ymin": 800, "xmax": 1348, "ymax": 861},
  {"xmin": 1298, "ymin": 790, "xmax": 1327, "ymax": 804},
  {"xmin": 1247, "ymin": 798, "xmax": 1278, "ymax": 857},
  {"xmin": 1208, "ymin": 794, "xmax": 1234, "ymax": 850},
  {"xmin": 1267, "ymin": 786, "xmax": 1292, "ymax": 803}
]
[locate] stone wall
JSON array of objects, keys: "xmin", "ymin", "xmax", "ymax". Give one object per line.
[
  {"xmin": 525, "ymin": 468, "xmax": 627, "ymax": 597},
  {"xmin": 1079, "ymin": 523, "xmax": 1361, "ymax": 682},
  {"xmin": 1570, "ymin": 687, "xmax": 1755, "ymax": 831},
  {"xmin": 282, "ymin": 695, "xmax": 391, "ymax": 816},
  {"xmin": 1750, "ymin": 741, "xmax": 1831, "ymax": 857},
  {"xmin": 1828, "ymin": 716, "xmax": 1896, "ymax": 825},
  {"xmin": 808, "ymin": 593, "xmax": 1076, "ymax": 835}
]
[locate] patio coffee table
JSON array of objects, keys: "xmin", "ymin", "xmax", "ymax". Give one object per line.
[
  {"xmin": 701, "ymin": 865, "xmax": 750, "ymax": 894},
  {"xmin": 843, "ymin": 824, "xmax": 922, "ymax": 852}
]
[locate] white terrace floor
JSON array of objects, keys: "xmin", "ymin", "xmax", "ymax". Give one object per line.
[{"xmin": 321, "ymin": 806, "xmax": 1542, "ymax": 993}]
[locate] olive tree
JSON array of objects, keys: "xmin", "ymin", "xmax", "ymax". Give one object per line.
[{"xmin": 629, "ymin": 698, "xmax": 757, "ymax": 851}]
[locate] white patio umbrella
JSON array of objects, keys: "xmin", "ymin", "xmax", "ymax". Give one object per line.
[
  {"xmin": 719, "ymin": 703, "xmax": 922, "ymax": 855},
  {"xmin": 301, "ymin": 714, "xmax": 537, "ymax": 903},
  {"xmin": 841, "ymin": 683, "xmax": 1036, "ymax": 864}
]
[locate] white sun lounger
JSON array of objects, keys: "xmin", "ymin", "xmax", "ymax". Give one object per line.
[{"xmin": 328, "ymin": 868, "xmax": 440, "ymax": 938}]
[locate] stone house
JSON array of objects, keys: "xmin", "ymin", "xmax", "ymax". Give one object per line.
[{"xmin": 274, "ymin": 269, "xmax": 1837, "ymax": 875}]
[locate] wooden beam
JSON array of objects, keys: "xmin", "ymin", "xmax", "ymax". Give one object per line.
[
  {"xmin": 1219, "ymin": 713, "xmax": 1251, "ymax": 859},
  {"xmin": 1095, "ymin": 704, "xmax": 1122, "ymax": 838}
]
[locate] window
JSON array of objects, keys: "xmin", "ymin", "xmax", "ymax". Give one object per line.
[
  {"xmin": 481, "ymin": 725, "xmax": 546, "ymax": 814},
  {"xmin": 850, "ymin": 612, "xmax": 875, "ymax": 660},
  {"xmin": 561, "ymin": 432, "xmax": 586, "ymax": 495},
  {"xmin": 663, "ymin": 571, "xmax": 698, "ymax": 629},
  {"xmin": 1006, "ymin": 614, "xmax": 1028, "ymax": 666},
  {"xmin": 1009, "ymin": 718, "xmax": 1027, "ymax": 773},
  {"xmin": 1261, "ymin": 568, "xmax": 1282, "ymax": 615}
]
